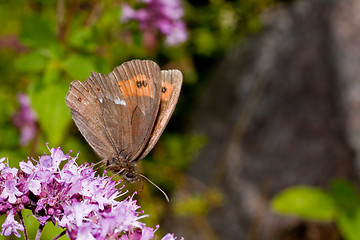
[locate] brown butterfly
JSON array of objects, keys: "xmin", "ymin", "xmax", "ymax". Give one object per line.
[{"xmin": 65, "ymin": 60, "xmax": 182, "ymax": 183}]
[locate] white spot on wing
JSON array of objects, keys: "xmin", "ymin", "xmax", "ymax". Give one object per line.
[
  {"xmin": 114, "ymin": 97, "xmax": 126, "ymax": 106},
  {"xmin": 99, "ymin": 98, "xmax": 103, "ymax": 103}
]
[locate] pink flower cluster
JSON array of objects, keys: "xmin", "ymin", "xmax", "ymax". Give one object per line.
[
  {"xmin": 0, "ymin": 144, "xmax": 182, "ymax": 240},
  {"xmin": 122, "ymin": 0, "xmax": 188, "ymax": 46}
]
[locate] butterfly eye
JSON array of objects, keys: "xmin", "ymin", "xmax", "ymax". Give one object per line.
[{"xmin": 125, "ymin": 171, "xmax": 136, "ymax": 180}]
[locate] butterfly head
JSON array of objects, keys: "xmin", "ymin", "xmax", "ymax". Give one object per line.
[
  {"xmin": 123, "ymin": 169, "xmax": 138, "ymax": 182},
  {"xmin": 106, "ymin": 156, "xmax": 139, "ymax": 183}
]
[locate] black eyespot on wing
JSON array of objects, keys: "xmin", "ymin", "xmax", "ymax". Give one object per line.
[{"xmin": 136, "ymin": 81, "xmax": 142, "ymax": 88}]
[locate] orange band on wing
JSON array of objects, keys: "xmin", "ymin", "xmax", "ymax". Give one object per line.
[
  {"xmin": 161, "ymin": 81, "xmax": 174, "ymax": 101},
  {"xmin": 116, "ymin": 74, "xmax": 154, "ymax": 98}
]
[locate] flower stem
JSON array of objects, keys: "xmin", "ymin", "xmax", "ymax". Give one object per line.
[
  {"xmin": 52, "ymin": 230, "xmax": 66, "ymax": 240},
  {"xmin": 35, "ymin": 224, "xmax": 44, "ymax": 240},
  {"xmin": 17, "ymin": 212, "xmax": 28, "ymax": 240}
]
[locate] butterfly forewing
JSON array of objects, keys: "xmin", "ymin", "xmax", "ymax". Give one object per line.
[
  {"xmin": 109, "ymin": 60, "xmax": 162, "ymax": 160},
  {"xmin": 65, "ymin": 80, "xmax": 113, "ymax": 159},
  {"xmin": 137, "ymin": 69, "xmax": 183, "ymax": 160}
]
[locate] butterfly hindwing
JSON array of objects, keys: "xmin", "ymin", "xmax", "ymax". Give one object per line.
[{"xmin": 137, "ymin": 69, "xmax": 183, "ymax": 160}]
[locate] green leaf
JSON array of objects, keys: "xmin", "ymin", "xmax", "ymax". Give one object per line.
[
  {"xmin": 43, "ymin": 62, "xmax": 61, "ymax": 84},
  {"xmin": 173, "ymin": 194, "xmax": 209, "ymax": 216},
  {"xmin": 68, "ymin": 28, "xmax": 97, "ymax": 52},
  {"xmin": 63, "ymin": 55, "xmax": 95, "ymax": 80},
  {"xmin": 93, "ymin": 56, "xmax": 111, "ymax": 74},
  {"xmin": 336, "ymin": 207, "xmax": 360, "ymax": 240},
  {"xmin": 329, "ymin": 179, "xmax": 360, "ymax": 212},
  {"xmin": 271, "ymin": 186, "xmax": 336, "ymax": 221},
  {"xmin": 29, "ymin": 82, "xmax": 72, "ymax": 146},
  {"xmin": 14, "ymin": 52, "xmax": 47, "ymax": 73},
  {"xmin": 162, "ymin": 134, "xmax": 207, "ymax": 169},
  {"xmin": 19, "ymin": 15, "xmax": 56, "ymax": 48},
  {"xmin": 193, "ymin": 28, "xmax": 217, "ymax": 56}
]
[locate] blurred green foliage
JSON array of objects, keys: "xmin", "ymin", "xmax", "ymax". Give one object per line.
[
  {"xmin": 271, "ymin": 186, "xmax": 336, "ymax": 221},
  {"xmin": 271, "ymin": 179, "xmax": 360, "ymax": 240},
  {"xmin": 0, "ymin": 0, "xmax": 274, "ymax": 238}
]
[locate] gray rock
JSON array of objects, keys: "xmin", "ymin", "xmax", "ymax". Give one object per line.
[{"xmin": 167, "ymin": 0, "xmax": 360, "ymax": 239}]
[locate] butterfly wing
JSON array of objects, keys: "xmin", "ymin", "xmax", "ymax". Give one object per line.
[
  {"xmin": 137, "ymin": 69, "xmax": 183, "ymax": 160},
  {"xmin": 65, "ymin": 78, "xmax": 114, "ymax": 159},
  {"xmin": 107, "ymin": 60, "xmax": 161, "ymax": 160},
  {"xmin": 66, "ymin": 60, "xmax": 162, "ymax": 162}
]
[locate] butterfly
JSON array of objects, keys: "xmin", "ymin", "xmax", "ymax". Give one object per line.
[{"xmin": 65, "ymin": 59, "xmax": 182, "ymax": 183}]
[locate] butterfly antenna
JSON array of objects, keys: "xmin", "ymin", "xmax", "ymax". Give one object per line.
[
  {"xmin": 139, "ymin": 173, "xmax": 169, "ymax": 202},
  {"xmin": 140, "ymin": 178, "xmax": 145, "ymax": 193}
]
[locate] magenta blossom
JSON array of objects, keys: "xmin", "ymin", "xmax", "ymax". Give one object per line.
[
  {"xmin": 1, "ymin": 210, "xmax": 24, "ymax": 237},
  {"xmin": 12, "ymin": 93, "xmax": 37, "ymax": 146},
  {"xmin": 0, "ymin": 144, "xmax": 182, "ymax": 240},
  {"xmin": 122, "ymin": 0, "xmax": 188, "ymax": 46}
]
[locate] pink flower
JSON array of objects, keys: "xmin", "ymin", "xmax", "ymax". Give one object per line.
[
  {"xmin": 1, "ymin": 211, "xmax": 24, "ymax": 237},
  {"xmin": 0, "ymin": 157, "xmax": 6, "ymax": 171},
  {"xmin": 161, "ymin": 233, "xmax": 184, "ymax": 240},
  {"xmin": 1, "ymin": 178, "xmax": 22, "ymax": 204},
  {"xmin": 11, "ymin": 93, "xmax": 37, "ymax": 146},
  {"xmin": 122, "ymin": 0, "xmax": 188, "ymax": 46}
]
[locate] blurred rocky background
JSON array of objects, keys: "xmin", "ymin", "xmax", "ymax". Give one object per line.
[{"xmin": 167, "ymin": 0, "xmax": 360, "ymax": 239}]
